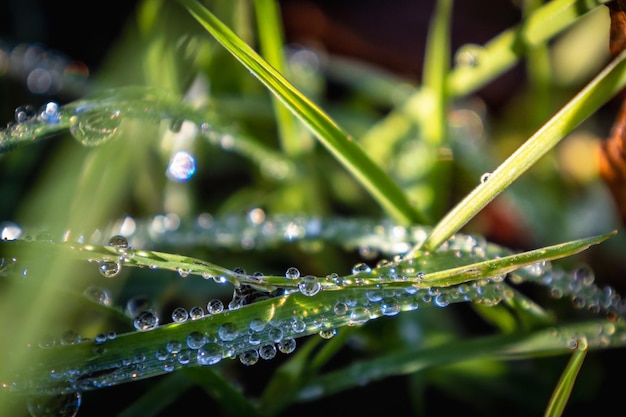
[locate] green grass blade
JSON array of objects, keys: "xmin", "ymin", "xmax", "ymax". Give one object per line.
[
  {"xmin": 416, "ymin": 48, "xmax": 626, "ymax": 252},
  {"xmin": 543, "ymin": 341, "xmax": 588, "ymax": 417},
  {"xmin": 115, "ymin": 372, "xmax": 195, "ymax": 417},
  {"xmin": 184, "ymin": 367, "xmax": 266, "ymax": 417},
  {"xmin": 447, "ymin": 0, "xmax": 610, "ymax": 97},
  {"xmin": 177, "ymin": 0, "xmax": 428, "ymax": 225},
  {"xmin": 421, "ymin": 0, "xmax": 453, "ymax": 145},
  {"xmin": 253, "ymin": 0, "xmax": 310, "ymax": 157},
  {"xmin": 295, "ymin": 320, "xmax": 620, "ymax": 402}
]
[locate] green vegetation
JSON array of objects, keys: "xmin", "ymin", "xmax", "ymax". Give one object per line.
[{"xmin": 0, "ymin": 1, "xmax": 624, "ymax": 416}]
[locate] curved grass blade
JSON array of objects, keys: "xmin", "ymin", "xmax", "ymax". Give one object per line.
[
  {"xmin": 294, "ymin": 319, "xmax": 622, "ymax": 402},
  {"xmin": 177, "ymin": 0, "xmax": 428, "ymax": 225},
  {"xmin": 543, "ymin": 342, "xmax": 588, "ymax": 417}
]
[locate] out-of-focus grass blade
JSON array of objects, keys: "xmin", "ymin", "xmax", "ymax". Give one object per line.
[
  {"xmin": 295, "ymin": 320, "xmax": 620, "ymax": 401},
  {"xmin": 184, "ymin": 367, "xmax": 266, "ymax": 417},
  {"xmin": 115, "ymin": 372, "xmax": 195, "ymax": 417},
  {"xmin": 253, "ymin": 0, "xmax": 309, "ymax": 157},
  {"xmin": 415, "ymin": 48, "xmax": 626, "ymax": 253},
  {"xmin": 421, "ymin": 0, "xmax": 453, "ymax": 146},
  {"xmin": 543, "ymin": 341, "xmax": 588, "ymax": 417},
  {"xmin": 177, "ymin": 0, "xmax": 428, "ymax": 225}
]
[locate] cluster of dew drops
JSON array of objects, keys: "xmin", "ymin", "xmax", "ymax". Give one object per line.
[{"xmin": 2, "ymin": 217, "xmax": 626, "ymax": 417}]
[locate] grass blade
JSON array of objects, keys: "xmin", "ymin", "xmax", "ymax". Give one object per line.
[
  {"xmin": 543, "ymin": 340, "xmax": 588, "ymax": 417},
  {"xmin": 416, "ymin": 48, "xmax": 626, "ymax": 252},
  {"xmin": 177, "ymin": 0, "xmax": 428, "ymax": 225}
]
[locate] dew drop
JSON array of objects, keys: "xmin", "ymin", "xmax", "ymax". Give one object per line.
[
  {"xmin": 573, "ymin": 266, "xmax": 595, "ymax": 286},
  {"xmin": 166, "ymin": 340, "xmax": 182, "ymax": 354},
  {"xmin": 249, "ymin": 318, "xmax": 266, "ymax": 332},
  {"xmin": 285, "ymin": 267, "xmax": 300, "ymax": 280},
  {"xmin": 189, "ymin": 306, "xmax": 204, "ymax": 320},
  {"xmin": 15, "ymin": 105, "xmax": 36, "ymax": 123},
  {"xmin": 480, "ymin": 172, "xmax": 491, "ymax": 183},
  {"xmin": 277, "ymin": 338, "xmax": 296, "ymax": 354},
  {"xmin": 333, "ymin": 302, "xmax": 348, "ymax": 316},
  {"xmin": 83, "ymin": 286, "xmax": 112, "ymax": 306},
  {"xmin": 106, "ymin": 235, "xmax": 129, "ymax": 251},
  {"xmin": 239, "ymin": 349, "xmax": 259, "ymax": 366},
  {"xmin": 291, "ymin": 319, "xmax": 306, "ymax": 333},
  {"xmin": 268, "ymin": 327, "xmax": 284, "ymax": 343},
  {"xmin": 186, "ymin": 331, "xmax": 207, "ymax": 350},
  {"xmin": 454, "ymin": 43, "xmax": 483, "ymax": 68},
  {"xmin": 27, "ymin": 392, "xmax": 81, "ymax": 417},
  {"xmin": 319, "ymin": 329, "xmax": 337, "ymax": 339},
  {"xmin": 171, "ymin": 307, "xmax": 189, "ymax": 323},
  {"xmin": 133, "ymin": 310, "xmax": 159, "ymax": 331},
  {"xmin": 351, "ymin": 262, "xmax": 372, "ymax": 275},
  {"xmin": 1, "ymin": 221, "xmax": 22, "ymax": 240},
  {"xmin": 38, "ymin": 102, "xmax": 61, "ymax": 124},
  {"xmin": 166, "ymin": 151, "xmax": 196, "ymax": 182},
  {"xmin": 126, "ymin": 296, "xmax": 152, "ymax": 318},
  {"xmin": 206, "ymin": 299, "xmax": 224, "ymax": 314},
  {"xmin": 348, "ymin": 307, "xmax": 370, "ymax": 326},
  {"xmin": 98, "ymin": 261, "xmax": 121, "ymax": 278},
  {"xmin": 365, "ymin": 289, "xmax": 383, "ymax": 303},
  {"xmin": 69, "ymin": 109, "xmax": 121, "ymax": 146},
  {"xmin": 259, "ymin": 344, "xmax": 277, "ymax": 360},
  {"xmin": 197, "ymin": 344, "xmax": 222, "ymax": 366},
  {"xmin": 60, "ymin": 330, "xmax": 81, "ymax": 345},
  {"xmin": 380, "ymin": 298, "xmax": 400, "ymax": 316},
  {"xmin": 218, "ymin": 322, "xmax": 239, "ymax": 342},
  {"xmin": 298, "ymin": 275, "xmax": 321, "ymax": 296}
]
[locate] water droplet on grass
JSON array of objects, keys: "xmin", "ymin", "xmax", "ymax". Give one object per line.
[
  {"xmin": 285, "ymin": 267, "xmax": 300, "ymax": 280},
  {"xmin": 218, "ymin": 322, "xmax": 239, "ymax": 341},
  {"xmin": 98, "ymin": 261, "xmax": 121, "ymax": 278},
  {"xmin": 259, "ymin": 344, "xmax": 277, "ymax": 360},
  {"xmin": 298, "ymin": 275, "xmax": 321, "ymax": 296},
  {"xmin": 277, "ymin": 338, "xmax": 296, "ymax": 354},
  {"xmin": 206, "ymin": 299, "xmax": 224, "ymax": 314},
  {"xmin": 70, "ymin": 109, "xmax": 121, "ymax": 146},
  {"xmin": 133, "ymin": 310, "xmax": 159, "ymax": 331},
  {"xmin": 15, "ymin": 105, "xmax": 36, "ymax": 123},
  {"xmin": 171, "ymin": 307, "xmax": 188, "ymax": 323},
  {"xmin": 38, "ymin": 102, "xmax": 61, "ymax": 124},
  {"xmin": 197, "ymin": 344, "xmax": 222, "ymax": 366},
  {"xmin": 239, "ymin": 349, "xmax": 259, "ymax": 365}
]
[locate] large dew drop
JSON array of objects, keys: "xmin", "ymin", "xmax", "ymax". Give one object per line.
[
  {"xmin": 98, "ymin": 261, "xmax": 121, "ymax": 278},
  {"xmin": 133, "ymin": 310, "xmax": 159, "ymax": 331},
  {"xmin": 27, "ymin": 392, "xmax": 81, "ymax": 417},
  {"xmin": 69, "ymin": 109, "xmax": 121, "ymax": 146},
  {"xmin": 298, "ymin": 275, "xmax": 321, "ymax": 296}
]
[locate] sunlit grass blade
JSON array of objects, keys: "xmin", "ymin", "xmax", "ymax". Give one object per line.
[
  {"xmin": 543, "ymin": 342, "xmax": 587, "ymax": 417},
  {"xmin": 177, "ymin": 0, "xmax": 428, "ymax": 225},
  {"xmin": 414, "ymin": 48, "xmax": 626, "ymax": 253},
  {"xmin": 1, "ymin": 230, "xmax": 613, "ymax": 292}
]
